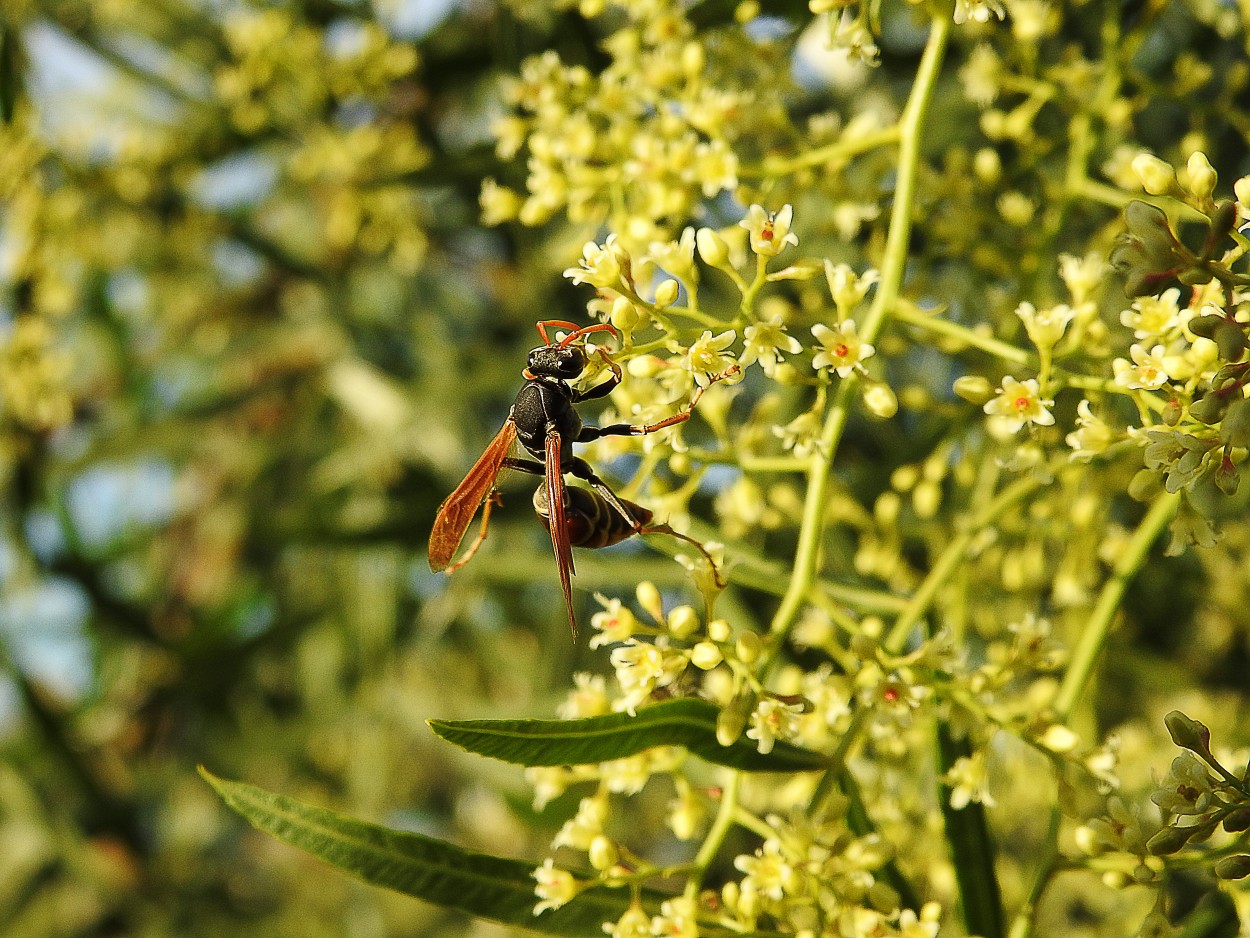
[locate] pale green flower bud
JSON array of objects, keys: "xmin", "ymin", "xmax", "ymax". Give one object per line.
[
  {"xmin": 1164, "ymin": 710, "xmax": 1212, "ymax": 755},
  {"xmin": 953, "ymin": 374, "xmax": 993, "ymax": 404},
  {"xmin": 874, "ymin": 491, "xmax": 901, "ymax": 525},
  {"xmin": 696, "ymin": 227, "xmax": 731, "ymax": 268},
  {"xmin": 716, "ymin": 695, "xmax": 751, "ymax": 746},
  {"xmin": 736, "ymin": 631, "xmax": 762, "ymax": 664},
  {"xmin": 654, "ymin": 278, "xmax": 679, "ymax": 308},
  {"xmin": 913, "ymin": 480, "xmax": 942, "ymax": 519},
  {"xmin": 588, "ymin": 835, "xmax": 619, "ymax": 871},
  {"xmin": 862, "ymin": 382, "xmax": 898, "ymax": 418},
  {"xmin": 610, "ymin": 295, "xmax": 643, "ymax": 331},
  {"xmin": 691, "ymin": 640, "xmax": 723, "ymax": 670},
  {"xmin": 1185, "ymin": 151, "xmax": 1217, "ymax": 201},
  {"xmin": 708, "ymin": 618, "xmax": 731, "ymax": 642},
  {"xmin": 1235, "ymin": 175, "xmax": 1250, "ymax": 214},
  {"xmin": 973, "ymin": 147, "xmax": 1002, "ymax": 185},
  {"xmin": 667, "ymin": 604, "xmax": 699, "ymax": 639},
  {"xmin": 1132, "ymin": 153, "xmax": 1176, "ymax": 195},
  {"xmin": 681, "ymin": 41, "xmax": 705, "ymax": 78},
  {"xmin": 636, "ymin": 582, "xmax": 664, "ymax": 622}
]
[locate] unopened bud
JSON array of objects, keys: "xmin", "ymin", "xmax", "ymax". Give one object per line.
[
  {"xmin": 1215, "ymin": 855, "xmax": 1250, "ymax": 880},
  {"xmin": 973, "ymin": 147, "xmax": 1002, "ymax": 185},
  {"xmin": 736, "ymin": 631, "xmax": 762, "ymax": 665},
  {"xmin": 716, "ymin": 695, "xmax": 751, "ymax": 746},
  {"xmin": 1164, "ymin": 710, "xmax": 1212, "ymax": 755},
  {"xmin": 954, "ymin": 375, "xmax": 993, "ymax": 404},
  {"xmin": 1146, "ymin": 824, "xmax": 1193, "ymax": 856},
  {"xmin": 1185, "ymin": 151, "xmax": 1218, "ymax": 201},
  {"xmin": 1132, "ymin": 153, "xmax": 1176, "ymax": 195},
  {"xmin": 610, "ymin": 295, "xmax": 643, "ymax": 331},
  {"xmin": 691, "ymin": 640, "xmax": 723, "ymax": 670},
  {"xmin": 636, "ymin": 582, "xmax": 664, "ymax": 622},
  {"xmin": 913, "ymin": 480, "xmax": 942, "ymax": 519},
  {"xmin": 681, "ymin": 41, "xmax": 705, "ymax": 78},
  {"xmin": 707, "ymin": 618, "xmax": 731, "ymax": 643},
  {"xmin": 862, "ymin": 383, "xmax": 898, "ymax": 419},
  {"xmin": 654, "ymin": 278, "xmax": 680, "ymax": 308},
  {"xmin": 696, "ymin": 227, "xmax": 731, "ymax": 269},
  {"xmin": 667, "ymin": 604, "xmax": 699, "ymax": 639},
  {"xmin": 588, "ymin": 835, "xmax": 618, "ymax": 870},
  {"xmin": 1230, "ymin": 175, "xmax": 1250, "ymax": 212}
]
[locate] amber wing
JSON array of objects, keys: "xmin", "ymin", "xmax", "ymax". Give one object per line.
[
  {"xmin": 428, "ymin": 420, "xmax": 517, "ymax": 572},
  {"xmin": 544, "ymin": 429, "xmax": 578, "ymax": 638}
]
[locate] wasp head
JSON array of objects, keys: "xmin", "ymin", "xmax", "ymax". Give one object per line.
[{"xmin": 525, "ymin": 344, "xmax": 586, "ymax": 380}]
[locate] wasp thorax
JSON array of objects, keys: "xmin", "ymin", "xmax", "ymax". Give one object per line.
[{"xmin": 527, "ymin": 344, "xmax": 586, "ymax": 379}]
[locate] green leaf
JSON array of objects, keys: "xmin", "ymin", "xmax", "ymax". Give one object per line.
[
  {"xmin": 428, "ymin": 697, "xmax": 829, "ymax": 772},
  {"xmin": 936, "ymin": 724, "xmax": 1004, "ymax": 938},
  {"xmin": 201, "ymin": 768, "xmax": 637, "ymax": 935}
]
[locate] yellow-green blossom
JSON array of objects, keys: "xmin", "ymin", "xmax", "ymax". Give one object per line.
[
  {"xmin": 532, "ymin": 859, "xmax": 578, "ymax": 914},
  {"xmin": 811, "ymin": 320, "xmax": 874, "ymax": 377},
  {"xmin": 740, "ymin": 204, "xmax": 799, "ymax": 257},
  {"xmin": 1113, "ymin": 343, "xmax": 1169, "ymax": 390},
  {"xmin": 983, "ymin": 376, "xmax": 1054, "ymax": 433},
  {"xmin": 682, "ymin": 329, "xmax": 738, "ymax": 386}
]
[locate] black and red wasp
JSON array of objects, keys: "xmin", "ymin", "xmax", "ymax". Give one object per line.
[{"xmin": 428, "ymin": 320, "xmax": 731, "ymax": 636}]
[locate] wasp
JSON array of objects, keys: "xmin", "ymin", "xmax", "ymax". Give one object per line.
[
  {"xmin": 428, "ymin": 319, "xmax": 731, "ymax": 636},
  {"xmin": 531, "ymin": 485, "xmax": 726, "ymax": 590}
]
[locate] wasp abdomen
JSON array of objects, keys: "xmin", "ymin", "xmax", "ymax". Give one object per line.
[{"xmin": 533, "ymin": 485, "xmax": 651, "ymax": 549}]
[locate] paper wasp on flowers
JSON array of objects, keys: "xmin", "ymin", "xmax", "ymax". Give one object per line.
[{"xmin": 428, "ymin": 320, "xmax": 733, "ymax": 637}]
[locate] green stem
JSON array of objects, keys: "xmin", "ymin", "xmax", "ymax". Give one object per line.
[
  {"xmin": 1053, "ymin": 489, "xmax": 1180, "ymax": 720},
  {"xmin": 764, "ymin": 14, "xmax": 950, "ymax": 656},
  {"xmin": 686, "ymin": 770, "xmax": 741, "ymax": 896},
  {"xmin": 893, "ymin": 303, "xmax": 1033, "ymax": 366},
  {"xmin": 755, "ymin": 126, "xmax": 901, "ymax": 176}
]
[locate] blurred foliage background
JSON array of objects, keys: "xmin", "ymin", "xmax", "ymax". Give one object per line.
[{"xmin": 2, "ymin": 0, "xmax": 1250, "ymax": 936}]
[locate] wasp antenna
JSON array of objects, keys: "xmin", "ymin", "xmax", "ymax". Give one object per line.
[
  {"xmin": 558, "ymin": 322, "xmax": 621, "ymax": 349},
  {"xmin": 536, "ymin": 319, "xmax": 584, "ymax": 346}
]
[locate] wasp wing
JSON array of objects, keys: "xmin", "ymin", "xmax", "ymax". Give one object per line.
[
  {"xmin": 429, "ymin": 420, "xmax": 517, "ymax": 572},
  {"xmin": 545, "ymin": 428, "xmax": 578, "ymax": 638}
]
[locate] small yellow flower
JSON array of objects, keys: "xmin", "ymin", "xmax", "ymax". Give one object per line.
[
  {"xmin": 1119, "ymin": 288, "xmax": 1182, "ymax": 340},
  {"xmin": 1066, "ymin": 399, "xmax": 1116, "ymax": 459},
  {"xmin": 983, "ymin": 376, "xmax": 1054, "ymax": 433},
  {"xmin": 811, "ymin": 320, "xmax": 874, "ymax": 377},
  {"xmin": 942, "ymin": 751, "xmax": 995, "ymax": 809},
  {"xmin": 740, "ymin": 315, "xmax": 801, "ymax": 376},
  {"xmin": 589, "ymin": 595, "xmax": 637, "ymax": 648},
  {"xmin": 746, "ymin": 698, "xmax": 804, "ymax": 755},
  {"xmin": 740, "ymin": 204, "xmax": 799, "ymax": 257},
  {"xmin": 532, "ymin": 859, "xmax": 578, "ymax": 914},
  {"xmin": 682, "ymin": 329, "xmax": 738, "ymax": 386},
  {"xmin": 1015, "ymin": 301, "xmax": 1075, "ymax": 350},
  {"xmin": 564, "ymin": 235, "xmax": 626, "ymax": 288},
  {"xmin": 1112, "ymin": 343, "xmax": 1169, "ymax": 390}
]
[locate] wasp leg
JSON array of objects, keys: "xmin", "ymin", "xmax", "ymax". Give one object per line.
[
  {"xmin": 444, "ymin": 490, "xmax": 502, "ymax": 573},
  {"xmin": 572, "ymin": 349, "xmax": 623, "ymax": 403},
  {"xmin": 564, "ymin": 457, "xmax": 647, "ymax": 532},
  {"xmin": 577, "ymin": 365, "xmax": 740, "ymax": 439},
  {"xmin": 638, "ymin": 523, "xmax": 727, "ymax": 590},
  {"xmin": 502, "ymin": 456, "xmax": 546, "ymax": 476}
]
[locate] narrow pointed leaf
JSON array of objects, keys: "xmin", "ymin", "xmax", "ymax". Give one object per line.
[
  {"xmin": 201, "ymin": 769, "xmax": 778, "ymax": 938},
  {"xmin": 202, "ymin": 768, "xmax": 639, "ymax": 935},
  {"xmin": 429, "ymin": 698, "xmax": 829, "ymax": 772}
]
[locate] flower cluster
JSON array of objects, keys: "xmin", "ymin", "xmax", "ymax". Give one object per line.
[{"xmin": 482, "ymin": 5, "xmax": 792, "ymax": 244}]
